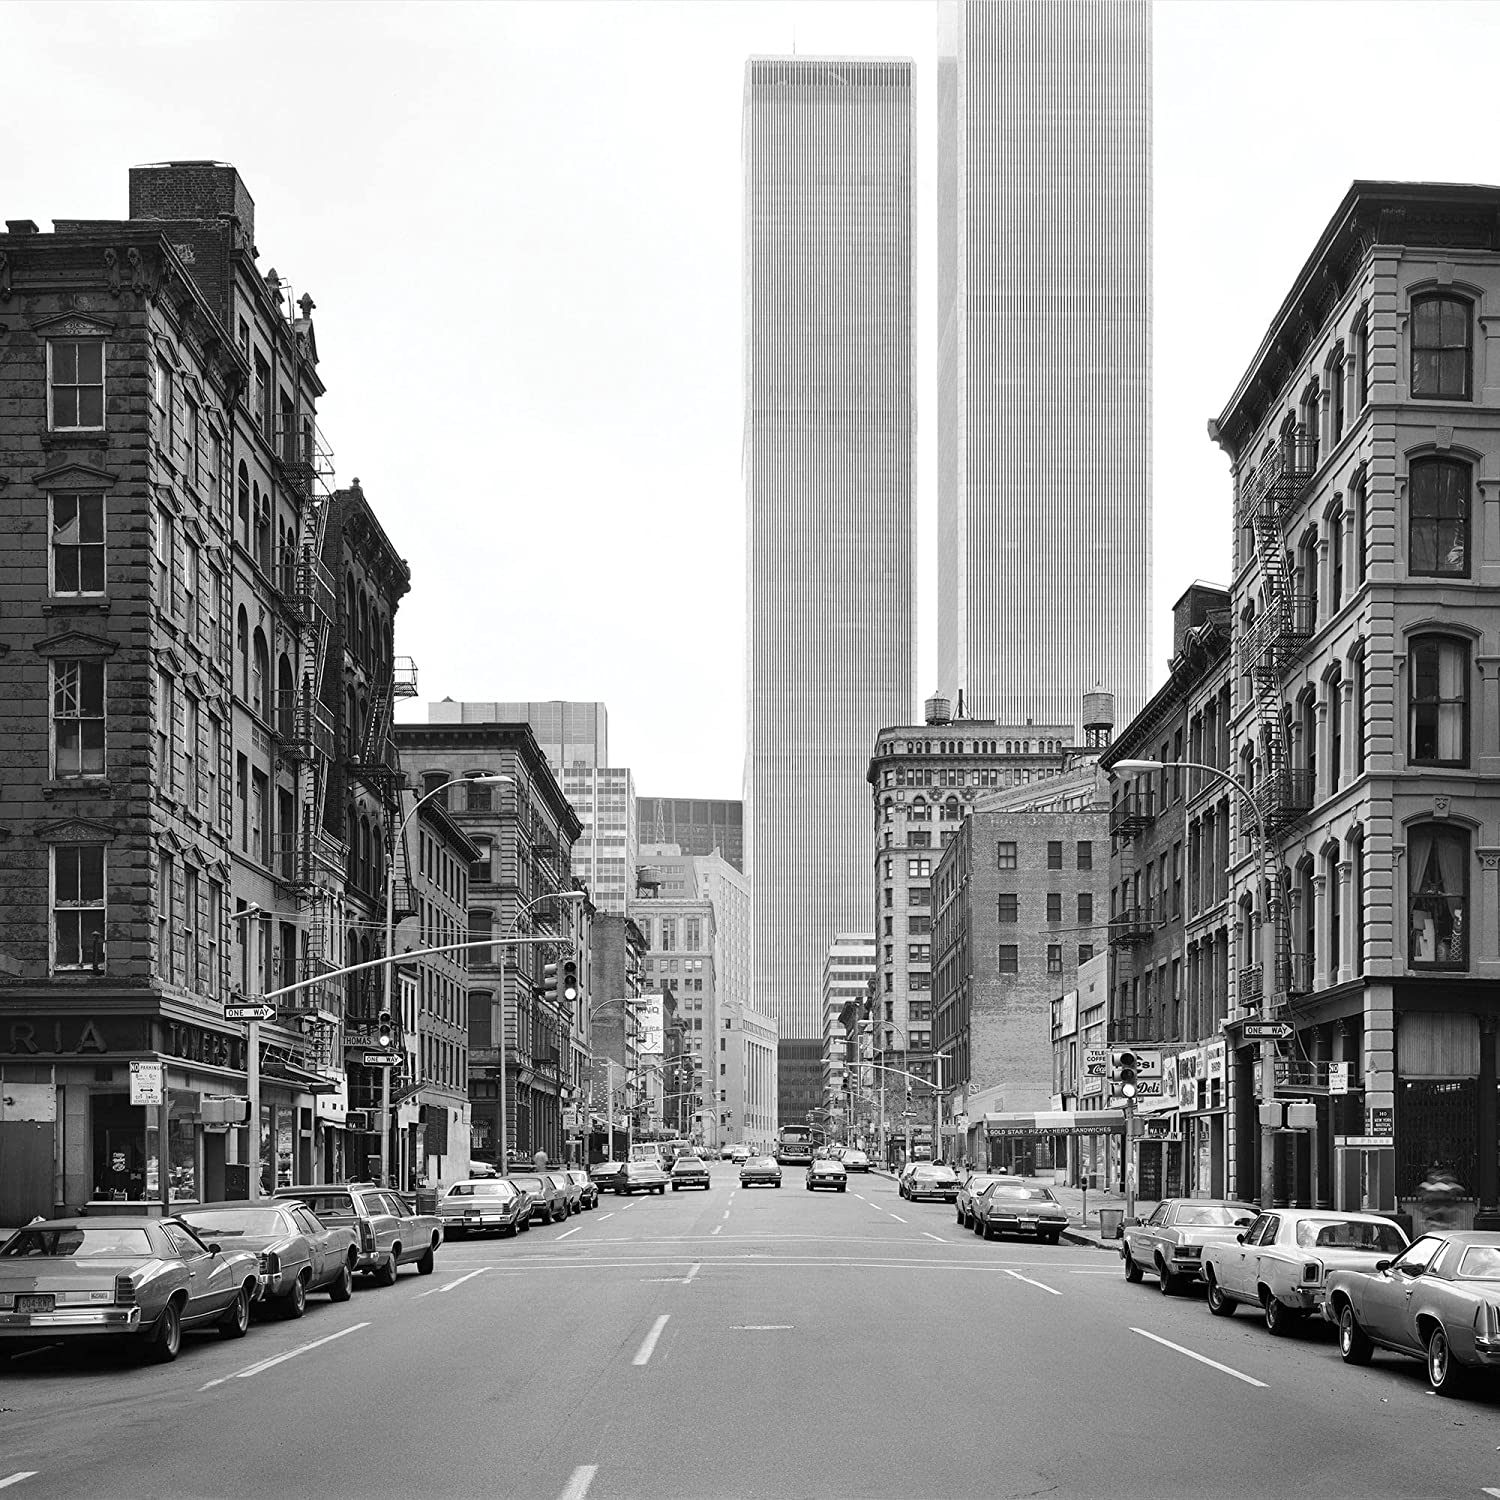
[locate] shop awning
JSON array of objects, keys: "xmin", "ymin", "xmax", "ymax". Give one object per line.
[
  {"xmin": 261, "ymin": 1058, "xmax": 342, "ymax": 1094},
  {"xmin": 982, "ymin": 1109, "xmax": 1127, "ymax": 1138}
]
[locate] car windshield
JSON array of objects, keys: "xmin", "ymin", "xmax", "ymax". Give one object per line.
[
  {"xmin": 1174, "ymin": 1205, "xmax": 1255, "ymax": 1228},
  {"xmin": 446, "ymin": 1182, "xmax": 515, "ymax": 1200},
  {"xmin": 1296, "ymin": 1218, "xmax": 1407, "ymax": 1252},
  {"xmin": 509, "ymin": 1177, "xmax": 546, "ymax": 1192},
  {"xmin": 746, "ymin": 1158, "xmax": 775, "ymax": 1168},
  {"xmin": 179, "ymin": 1209, "xmax": 288, "ymax": 1236},
  {"xmin": 282, "ymin": 1194, "xmax": 353, "ymax": 1218},
  {"xmin": 988, "ymin": 1186, "xmax": 1057, "ymax": 1202},
  {"xmin": 2, "ymin": 1226, "xmax": 155, "ymax": 1257},
  {"xmin": 1457, "ymin": 1245, "xmax": 1500, "ymax": 1279},
  {"xmin": 567, "ymin": 1172, "xmax": 588, "ymax": 1185}
]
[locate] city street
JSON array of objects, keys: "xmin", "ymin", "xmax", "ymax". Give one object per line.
[{"xmin": 1, "ymin": 1164, "xmax": 1496, "ymax": 1500}]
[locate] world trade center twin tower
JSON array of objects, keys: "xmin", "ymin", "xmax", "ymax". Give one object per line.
[{"xmin": 744, "ymin": 1, "xmax": 1152, "ymax": 1074}]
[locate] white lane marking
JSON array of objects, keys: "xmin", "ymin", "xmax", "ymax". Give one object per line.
[
  {"xmin": 888, "ymin": 1214, "xmax": 908, "ymax": 1223},
  {"xmin": 1482, "ymin": 1490, "xmax": 1500, "ymax": 1498},
  {"xmin": 557, "ymin": 1466, "xmax": 598, "ymax": 1500},
  {"xmin": 557, "ymin": 1226, "xmax": 581, "ymax": 1240},
  {"xmin": 438, "ymin": 1268, "xmax": 489, "ymax": 1293},
  {"xmin": 597, "ymin": 1212, "xmax": 614, "ymax": 1221},
  {"xmin": 1130, "ymin": 1327, "xmax": 1268, "ymax": 1388},
  {"xmin": 0, "ymin": 1476, "xmax": 38, "ymax": 1492},
  {"xmin": 711, "ymin": 1225, "xmax": 722, "ymax": 1234},
  {"xmin": 731, "ymin": 1324, "xmax": 794, "ymax": 1330},
  {"xmin": 720, "ymin": 1210, "xmax": 731, "ymax": 1220},
  {"xmin": 632, "ymin": 1314, "xmax": 669, "ymax": 1366},
  {"xmin": 199, "ymin": 1321, "xmax": 370, "ymax": 1390},
  {"xmin": 922, "ymin": 1232, "xmax": 947, "ymax": 1243},
  {"xmin": 683, "ymin": 1263, "xmax": 700, "ymax": 1285},
  {"xmin": 1005, "ymin": 1269, "xmax": 1060, "ymax": 1296}
]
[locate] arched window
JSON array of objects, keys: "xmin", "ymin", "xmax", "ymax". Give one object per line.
[
  {"xmin": 1324, "ymin": 844, "xmax": 1341, "ymax": 984},
  {"xmin": 1408, "ymin": 634, "xmax": 1469, "ymax": 767},
  {"xmin": 1299, "ymin": 381, "xmax": 1320, "ymax": 471},
  {"xmin": 276, "ymin": 654, "xmax": 294, "ymax": 738},
  {"xmin": 1410, "ymin": 293, "xmax": 1472, "ymax": 400},
  {"xmin": 1326, "ymin": 665, "xmax": 1343, "ymax": 793},
  {"xmin": 357, "ymin": 591, "xmax": 369, "ymax": 665},
  {"xmin": 1408, "ymin": 823, "xmax": 1468, "ymax": 971},
  {"xmin": 237, "ymin": 462, "xmax": 250, "ymax": 547},
  {"xmin": 251, "ymin": 628, "xmax": 268, "ymax": 720},
  {"xmin": 345, "ymin": 573, "xmax": 357, "ymax": 643},
  {"xmin": 1326, "ymin": 342, "xmax": 1346, "ymax": 447},
  {"xmin": 345, "ymin": 806, "xmax": 358, "ymax": 885},
  {"xmin": 942, "ymin": 796, "xmax": 961, "ymax": 821},
  {"xmin": 1409, "ymin": 456, "xmax": 1470, "ymax": 577},
  {"xmin": 358, "ymin": 816, "xmax": 371, "ymax": 892},
  {"xmin": 1298, "ymin": 688, "xmax": 1317, "ymax": 789},
  {"xmin": 235, "ymin": 607, "xmax": 249, "ymax": 703},
  {"xmin": 1297, "ymin": 526, "xmax": 1319, "ymax": 626},
  {"xmin": 346, "ymin": 687, "xmax": 358, "ymax": 757},
  {"xmin": 909, "ymin": 798, "xmax": 929, "ymax": 822},
  {"xmin": 1296, "ymin": 856, "xmax": 1316, "ymax": 994},
  {"xmin": 1351, "ymin": 468, "xmax": 1369, "ymax": 586}
]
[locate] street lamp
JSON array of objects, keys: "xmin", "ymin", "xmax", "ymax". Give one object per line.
[
  {"xmin": 230, "ymin": 902, "xmax": 268, "ymax": 1201},
  {"xmin": 498, "ymin": 887, "xmax": 586, "ymax": 1173},
  {"xmin": 383, "ymin": 772, "xmax": 510, "ymax": 1187},
  {"xmin": 1111, "ymin": 757, "xmax": 1280, "ymax": 1209}
]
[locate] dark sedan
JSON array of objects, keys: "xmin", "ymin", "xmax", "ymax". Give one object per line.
[
  {"xmin": 507, "ymin": 1173, "xmax": 571, "ymax": 1223},
  {"xmin": 178, "ymin": 1202, "xmax": 357, "ymax": 1316},
  {"xmin": 972, "ymin": 1180, "xmax": 1069, "ymax": 1243},
  {"xmin": 565, "ymin": 1169, "xmax": 600, "ymax": 1209},
  {"xmin": 670, "ymin": 1156, "xmax": 711, "ymax": 1191},
  {"xmin": 617, "ymin": 1161, "xmax": 669, "ymax": 1196},
  {"xmin": 900, "ymin": 1164, "xmax": 961, "ymax": 1203},
  {"xmin": 589, "ymin": 1160, "xmax": 627, "ymax": 1194}
]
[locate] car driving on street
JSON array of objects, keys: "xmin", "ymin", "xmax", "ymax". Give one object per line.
[
  {"xmin": 616, "ymin": 1160, "xmax": 670, "ymax": 1196},
  {"xmin": 806, "ymin": 1157, "xmax": 847, "ymax": 1192},
  {"xmin": 740, "ymin": 1155, "xmax": 782, "ymax": 1188},
  {"xmin": 670, "ymin": 1155, "xmax": 711, "ymax": 1190}
]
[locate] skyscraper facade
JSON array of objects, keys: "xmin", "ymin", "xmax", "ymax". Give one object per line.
[
  {"xmin": 936, "ymin": 0, "xmax": 1152, "ymax": 726},
  {"xmin": 744, "ymin": 57, "xmax": 917, "ymax": 1060}
]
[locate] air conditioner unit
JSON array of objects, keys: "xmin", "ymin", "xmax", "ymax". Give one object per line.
[{"xmin": 345, "ymin": 1110, "xmax": 371, "ymax": 1131}]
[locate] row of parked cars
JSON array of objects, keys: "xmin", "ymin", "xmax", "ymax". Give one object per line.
[
  {"xmin": 437, "ymin": 1167, "xmax": 600, "ymax": 1237},
  {"xmin": 1119, "ymin": 1198, "xmax": 1500, "ymax": 1396},
  {"xmin": 0, "ymin": 1182, "xmax": 447, "ymax": 1366}
]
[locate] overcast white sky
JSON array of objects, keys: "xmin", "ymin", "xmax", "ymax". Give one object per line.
[{"xmin": 13, "ymin": 0, "xmax": 1500, "ymax": 798}]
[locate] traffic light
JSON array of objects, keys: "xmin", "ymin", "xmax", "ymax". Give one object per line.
[
  {"xmin": 377, "ymin": 1010, "xmax": 393, "ymax": 1047},
  {"xmin": 1110, "ymin": 1048, "xmax": 1138, "ymax": 1100},
  {"xmin": 561, "ymin": 954, "xmax": 580, "ymax": 1003},
  {"xmin": 540, "ymin": 961, "xmax": 558, "ymax": 1002}
]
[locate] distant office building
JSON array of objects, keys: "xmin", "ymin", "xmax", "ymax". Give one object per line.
[
  {"xmin": 936, "ymin": 0, "xmax": 1152, "ymax": 723},
  {"xmin": 721, "ymin": 1000, "xmax": 778, "ymax": 1149},
  {"xmin": 637, "ymin": 798, "xmax": 743, "ymax": 872},
  {"xmin": 429, "ymin": 699, "xmax": 609, "ymax": 769},
  {"xmin": 744, "ymin": 56, "xmax": 917, "ymax": 1059},
  {"xmin": 822, "ymin": 935, "xmax": 875, "ymax": 1137}
]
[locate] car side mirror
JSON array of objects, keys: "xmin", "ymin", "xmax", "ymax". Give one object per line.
[
  {"xmin": 1374, "ymin": 1259, "xmax": 1392, "ymax": 1273},
  {"xmin": 208, "ymin": 1242, "xmax": 222, "ymax": 1254},
  {"xmin": 1235, "ymin": 1233, "xmax": 1246, "ymax": 1244}
]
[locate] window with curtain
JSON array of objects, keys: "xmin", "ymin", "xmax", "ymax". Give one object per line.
[
  {"xmin": 1408, "ymin": 824, "xmax": 1468, "ymax": 970},
  {"xmin": 1410, "ymin": 293, "xmax": 1472, "ymax": 399},
  {"xmin": 1408, "ymin": 457, "xmax": 1470, "ymax": 576},
  {"xmin": 1408, "ymin": 635, "xmax": 1468, "ymax": 766}
]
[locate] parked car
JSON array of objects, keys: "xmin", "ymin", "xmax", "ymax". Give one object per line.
[
  {"xmin": 555, "ymin": 1171, "xmax": 584, "ymax": 1216},
  {"xmin": 900, "ymin": 1163, "xmax": 962, "ymax": 1203},
  {"xmin": 1201, "ymin": 1209, "xmax": 1409, "ymax": 1334},
  {"xmin": 467, "ymin": 1160, "xmax": 500, "ymax": 1179},
  {"xmin": 806, "ymin": 1158, "xmax": 847, "ymax": 1192},
  {"xmin": 728, "ymin": 1145, "xmax": 753, "ymax": 1165},
  {"xmin": 274, "ymin": 1184, "xmax": 442, "ymax": 1283},
  {"xmin": 1121, "ymin": 1198, "xmax": 1259, "ymax": 1295},
  {"xmin": 1321, "ymin": 1230, "xmax": 1500, "ymax": 1395},
  {"xmin": 0, "ymin": 1217, "xmax": 260, "ymax": 1363},
  {"xmin": 437, "ymin": 1179, "xmax": 531, "ymax": 1239},
  {"xmin": 841, "ymin": 1149, "xmax": 871, "ymax": 1173},
  {"xmin": 178, "ymin": 1201, "xmax": 358, "ymax": 1315},
  {"xmin": 740, "ymin": 1156, "xmax": 782, "ymax": 1188},
  {"xmin": 589, "ymin": 1160, "xmax": 627, "ymax": 1194},
  {"xmin": 971, "ymin": 1180, "xmax": 1069, "ymax": 1243},
  {"xmin": 956, "ymin": 1173, "xmax": 1008, "ymax": 1229},
  {"xmin": 671, "ymin": 1156, "xmax": 711, "ymax": 1191},
  {"xmin": 566, "ymin": 1169, "xmax": 600, "ymax": 1209},
  {"xmin": 616, "ymin": 1160, "xmax": 670, "ymax": 1196},
  {"xmin": 507, "ymin": 1173, "xmax": 572, "ymax": 1222}
]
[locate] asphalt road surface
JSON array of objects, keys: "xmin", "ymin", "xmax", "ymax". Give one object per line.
[{"xmin": 3, "ymin": 1163, "xmax": 1498, "ymax": 1499}]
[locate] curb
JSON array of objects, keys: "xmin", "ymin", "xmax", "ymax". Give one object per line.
[{"xmin": 1062, "ymin": 1228, "xmax": 1121, "ymax": 1252}]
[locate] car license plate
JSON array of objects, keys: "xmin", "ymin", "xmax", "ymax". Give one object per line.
[
  {"xmin": 465, "ymin": 1211, "xmax": 481, "ymax": 1220},
  {"xmin": 16, "ymin": 1294, "xmax": 54, "ymax": 1314}
]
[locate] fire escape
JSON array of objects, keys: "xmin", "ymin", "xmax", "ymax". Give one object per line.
[
  {"xmin": 1107, "ymin": 782, "xmax": 1158, "ymax": 1045},
  {"xmin": 1238, "ymin": 423, "xmax": 1317, "ymax": 1007}
]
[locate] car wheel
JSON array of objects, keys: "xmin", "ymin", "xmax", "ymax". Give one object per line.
[
  {"xmin": 220, "ymin": 1285, "xmax": 252, "ymax": 1338},
  {"xmin": 838, "ymin": 1185, "xmax": 846, "ymax": 1193},
  {"xmin": 1205, "ymin": 1269, "xmax": 1234, "ymax": 1316},
  {"xmin": 956, "ymin": 1208, "xmax": 965, "ymax": 1224},
  {"xmin": 284, "ymin": 1274, "xmax": 308, "ymax": 1319},
  {"xmin": 1337, "ymin": 1303, "xmax": 1372, "ymax": 1364},
  {"xmin": 673, "ymin": 1184, "xmax": 680, "ymax": 1191},
  {"xmin": 972, "ymin": 1217, "xmax": 984, "ymax": 1237},
  {"xmin": 417, "ymin": 1243, "xmax": 436, "ymax": 1275},
  {"xmin": 1042, "ymin": 1230, "xmax": 1060, "ymax": 1245},
  {"xmin": 329, "ymin": 1262, "xmax": 354, "ymax": 1302},
  {"xmin": 1427, "ymin": 1325, "xmax": 1468, "ymax": 1396},
  {"xmin": 375, "ymin": 1249, "xmax": 399, "ymax": 1287},
  {"xmin": 1262, "ymin": 1290, "xmax": 1294, "ymax": 1336},
  {"xmin": 1156, "ymin": 1258, "xmax": 1177, "ymax": 1296},
  {"xmin": 146, "ymin": 1299, "xmax": 182, "ymax": 1363},
  {"xmin": 1122, "ymin": 1249, "xmax": 1143, "ymax": 1283},
  {"xmin": 982, "ymin": 1220, "xmax": 998, "ymax": 1241}
]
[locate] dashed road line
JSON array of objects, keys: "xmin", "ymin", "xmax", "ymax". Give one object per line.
[
  {"xmin": 711, "ymin": 1225, "xmax": 723, "ymax": 1234},
  {"xmin": 429, "ymin": 1268, "xmax": 490, "ymax": 1295},
  {"xmin": 888, "ymin": 1213, "xmax": 908, "ymax": 1223},
  {"xmin": 556, "ymin": 1226, "xmax": 581, "ymax": 1240},
  {"xmin": 1131, "ymin": 1327, "xmax": 1268, "ymax": 1388},
  {"xmin": 731, "ymin": 1324, "xmax": 793, "ymax": 1331},
  {"xmin": 0, "ymin": 1476, "xmax": 38, "ymax": 1492},
  {"xmin": 200, "ymin": 1322, "xmax": 370, "ymax": 1390},
  {"xmin": 683, "ymin": 1262, "xmax": 700, "ymax": 1284},
  {"xmin": 1005, "ymin": 1269, "xmax": 1060, "ymax": 1296},
  {"xmin": 632, "ymin": 1314, "xmax": 670, "ymax": 1366},
  {"xmin": 597, "ymin": 1212, "xmax": 614, "ymax": 1221},
  {"xmin": 557, "ymin": 1464, "xmax": 598, "ymax": 1500},
  {"xmin": 922, "ymin": 1232, "xmax": 947, "ymax": 1243}
]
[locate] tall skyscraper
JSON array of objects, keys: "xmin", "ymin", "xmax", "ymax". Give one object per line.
[
  {"xmin": 744, "ymin": 58, "xmax": 917, "ymax": 1059},
  {"xmin": 936, "ymin": 0, "xmax": 1152, "ymax": 725}
]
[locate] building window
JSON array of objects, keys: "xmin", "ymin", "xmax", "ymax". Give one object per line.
[
  {"xmin": 1352, "ymin": 645, "xmax": 1367, "ymax": 775},
  {"xmin": 51, "ymin": 494, "xmax": 105, "ymax": 595},
  {"xmin": 1078, "ymin": 944, "xmax": 1094, "ymax": 966},
  {"xmin": 1076, "ymin": 841, "xmax": 1093, "ymax": 870},
  {"xmin": 1047, "ymin": 944, "xmax": 1063, "ymax": 974},
  {"xmin": 1046, "ymin": 893, "xmax": 1062, "ymax": 923},
  {"xmin": 1409, "ymin": 635, "xmax": 1469, "ymax": 767},
  {"xmin": 1047, "ymin": 841, "xmax": 1063, "ymax": 869},
  {"xmin": 156, "ymin": 505, "xmax": 175, "ymax": 614},
  {"xmin": 48, "ymin": 339, "xmax": 105, "ymax": 430},
  {"xmin": 470, "ymin": 836, "xmax": 493, "ymax": 884},
  {"xmin": 156, "ymin": 668, "xmax": 176, "ymax": 797},
  {"xmin": 153, "ymin": 356, "xmax": 175, "ymax": 453},
  {"xmin": 1408, "ymin": 457, "xmax": 1470, "ymax": 577},
  {"xmin": 1354, "ymin": 307, "xmax": 1371, "ymax": 407},
  {"xmin": 1078, "ymin": 892, "xmax": 1093, "ymax": 926},
  {"xmin": 996, "ymin": 841, "xmax": 1017, "ymax": 870},
  {"xmin": 1408, "ymin": 823, "xmax": 1468, "ymax": 971},
  {"xmin": 997, "ymin": 893, "xmax": 1018, "ymax": 923},
  {"xmin": 908, "ymin": 944, "xmax": 930, "ymax": 962},
  {"xmin": 998, "ymin": 945, "xmax": 1019, "ymax": 975},
  {"xmin": 1329, "ymin": 505, "xmax": 1344, "ymax": 612},
  {"xmin": 53, "ymin": 660, "xmax": 105, "ymax": 778},
  {"xmin": 907, "ymin": 857, "xmax": 930, "ymax": 878},
  {"xmin": 1410, "ymin": 293, "xmax": 1472, "ymax": 400},
  {"xmin": 53, "ymin": 844, "xmax": 105, "ymax": 970},
  {"xmin": 157, "ymin": 851, "xmax": 176, "ymax": 982},
  {"xmin": 183, "ymin": 537, "xmax": 200, "ymax": 641}
]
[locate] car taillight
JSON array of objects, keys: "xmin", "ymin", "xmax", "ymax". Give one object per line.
[
  {"xmin": 260, "ymin": 1252, "xmax": 279, "ymax": 1277},
  {"xmin": 1476, "ymin": 1302, "xmax": 1500, "ymax": 1339},
  {"xmin": 1302, "ymin": 1262, "xmax": 1322, "ymax": 1284},
  {"xmin": 113, "ymin": 1275, "xmax": 137, "ymax": 1306},
  {"xmin": 359, "ymin": 1220, "xmax": 375, "ymax": 1253}
]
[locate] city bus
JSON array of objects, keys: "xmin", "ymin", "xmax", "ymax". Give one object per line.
[{"xmin": 775, "ymin": 1127, "xmax": 815, "ymax": 1166}]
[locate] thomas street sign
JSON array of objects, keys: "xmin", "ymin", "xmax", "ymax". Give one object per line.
[{"xmin": 1243, "ymin": 1021, "xmax": 1293, "ymax": 1041}]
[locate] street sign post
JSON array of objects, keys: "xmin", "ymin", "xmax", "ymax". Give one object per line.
[
  {"xmin": 1243, "ymin": 1021, "xmax": 1292, "ymax": 1041},
  {"xmin": 362, "ymin": 1051, "xmax": 404, "ymax": 1068},
  {"xmin": 225, "ymin": 1002, "xmax": 276, "ymax": 1023}
]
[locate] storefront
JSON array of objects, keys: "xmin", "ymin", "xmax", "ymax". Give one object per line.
[{"xmin": 973, "ymin": 1110, "xmax": 1127, "ymax": 1181}]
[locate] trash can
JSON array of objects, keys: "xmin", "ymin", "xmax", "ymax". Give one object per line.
[
  {"xmin": 1097, "ymin": 1208, "xmax": 1124, "ymax": 1240},
  {"xmin": 416, "ymin": 1189, "xmax": 438, "ymax": 1215}
]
